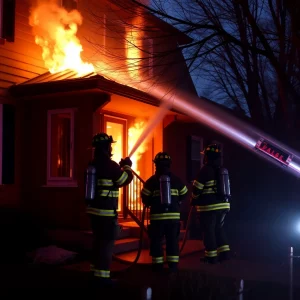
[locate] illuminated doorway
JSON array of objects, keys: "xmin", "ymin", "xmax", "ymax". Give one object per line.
[
  {"xmin": 101, "ymin": 112, "xmax": 162, "ymax": 217},
  {"xmin": 104, "ymin": 115, "xmax": 127, "ymax": 212}
]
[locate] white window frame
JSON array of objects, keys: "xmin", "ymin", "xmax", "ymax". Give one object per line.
[
  {"xmin": 0, "ymin": 103, "xmax": 3, "ymax": 185},
  {"xmin": 46, "ymin": 108, "xmax": 76, "ymax": 187},
  {"xmin": 103, "ymin": 13, "xmax": 106, "ymax": 48},
  {"xmin": 190, "ymin": 135, "xmax": 203, "ymax": 182}
]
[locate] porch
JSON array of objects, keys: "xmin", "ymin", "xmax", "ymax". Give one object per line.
[{"xmin": 7, "ymin": 69, "xmax": 193, "ymax": 262}]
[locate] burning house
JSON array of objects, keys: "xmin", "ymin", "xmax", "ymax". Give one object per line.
[
  {"xmin": 2, "ymin": 1, "xmax": 300, "ymax": 263},
  {"xmin": 0, "ymin": 0, "xmax": 197, "ymax": 232}
]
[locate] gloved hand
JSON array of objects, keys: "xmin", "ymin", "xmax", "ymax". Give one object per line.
[{"xmin": 119, "ymin": 157, "xmax": 132, "ymax": 168}]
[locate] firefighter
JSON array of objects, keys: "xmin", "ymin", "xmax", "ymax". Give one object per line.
[
  {"xmin": 84, "ymin": 132, "xmax": 133, "ymax": 287},
  {"xmin": 141, "ymin": 152, "xmax": 188, "ymax": 273},
  {"xmin": 191, "ymin": 143, "xmax": 231, "ymax": 264}
]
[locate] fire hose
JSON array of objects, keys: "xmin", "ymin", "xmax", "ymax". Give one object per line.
[
  {"xmin": 112, "ymin": 204, "xmax": 147, "ymax": 271},
  {"xmin": 179, "ymin": 206, "xmax": 196, "ymax": 255}
]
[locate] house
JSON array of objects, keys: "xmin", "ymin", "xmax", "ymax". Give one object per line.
[
  {"xmin": 0, "ymin": 0, "xmax": 197, "ymax": 236},
  {"xmin": 1, "ymin": 1, "xmax": 300, "ymax": 261}
]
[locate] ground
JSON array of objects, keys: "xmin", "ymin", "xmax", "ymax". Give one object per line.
[
  {"xmin": 1, "ymin": 240, "xmax": 299, "ymax": 300},
  {"xmin": 1, "ymin": 208, "xmax": 300, "ymax": 298}
]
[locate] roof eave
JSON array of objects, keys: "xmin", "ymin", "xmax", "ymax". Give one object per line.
[
  {"xmin": 8, "ymin": 76, "xmax": 161, "ymax": 108},
  {"xmin": 9, "ymin": 77, "xmax": 100, "ymax": 98}
]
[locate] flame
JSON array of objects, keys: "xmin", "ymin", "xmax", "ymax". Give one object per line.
[
  {"xmin": 128, "ymin": 119, "xmax": 149, "ymax": 210},
  {"xmin": 128, "ymin": 120, "xmax": 148, "ymax": 210},
  {"xmin": 128, "ymin": 120, "xmax": 148, "ymax": 175},
  {"xmin": 107, "ymin": 119, "xmax": 149, "ymax": 211},
  {"xmin": 29, "ymin": 0, "xmax": 94, "ymax": 75}
]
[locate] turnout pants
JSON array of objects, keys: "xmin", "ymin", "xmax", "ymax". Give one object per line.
[
  {"xmin": 199, "ymin": 209, "xmax": 230, "ymax": 263},
  {"xmin": 148, "ymin": 220, "xmax": 181, "ymax": 271},
  {"xmin": 89, "ymin": 215, "xmax": 119, "ymax": 283}
]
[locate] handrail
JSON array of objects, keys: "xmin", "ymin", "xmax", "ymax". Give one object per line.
[
  {"xmin": 131, "ymin": 169, "xmax": 145, "ymax": 184},
  {"xmin": 123, "ymin": 168, "xmax": 149, "ymax": 231}
]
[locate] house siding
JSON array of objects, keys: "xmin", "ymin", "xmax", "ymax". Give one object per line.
[
  {"xmin": 0, "ymin": 0, "xmax": 47, "ymax": 94},
  {"xmin": 0, "ymin": 0, "xmax": 195, "ymax": 96},
  {"xmin": 0, "ymin": 97, "xmax": 20, "ymax": 208},
  {"xmin": 2, "ymin": 0, "xmax": 198, "ymax": 229},
  {"xmin": 77, "ymin": 0, "xmax": 197, "ymax": 96},
  {"xmin": 18, "ymin": 91, "xmax": 109, "ymax": 229}
]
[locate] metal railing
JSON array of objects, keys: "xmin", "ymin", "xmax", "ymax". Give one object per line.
[
  {"xmin": 289, "ymin": 246, "xmax": 300, "ymax": 300},
  {"xmin": 122, "ymin": 169, "xmax": 149, "ymax": 230}
]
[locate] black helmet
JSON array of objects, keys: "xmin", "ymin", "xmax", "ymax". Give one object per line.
[
  {"xmin": 153, "ymin": 152, "xmax": 172, "ymax": 164},
  {"xmin": 201, "ymin": 143, "xmax": 221, "ymax": 162},
  {"xmin": 92, "ymin": 132, "xmax": 116, "ymax": 148},
  {"xmin": 201, "ymin": 143, "xmax": 221, "ymax": 155}
]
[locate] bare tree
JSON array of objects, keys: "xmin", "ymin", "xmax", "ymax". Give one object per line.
[{"xmin": 86, "ymin": 0, "xmax": 300, "ymax": 139}]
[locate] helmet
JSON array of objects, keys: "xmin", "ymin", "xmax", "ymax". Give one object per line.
[
  {"xmin": 92, "ymin": 132, "xmax": 116, "ymax": 148},
  {"xmin": 201, "ymin": 143, "xmax": 221, "ymax": 159},
  {"xmin": 153, "ymin": 152, "xmax": 172, "ymax": 164}
]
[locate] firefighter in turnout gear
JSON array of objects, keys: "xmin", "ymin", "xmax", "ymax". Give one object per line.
[
  {"xmin": 141, "ymin": 152, "xmax": 188, "ymax": 272},
  {"xmin": 84, "ymin": 132, "xmax": 133, "ymax": 287},
  {"xmin": 191, "ymin": 143, "xmax": 231, "ymax": 264}
]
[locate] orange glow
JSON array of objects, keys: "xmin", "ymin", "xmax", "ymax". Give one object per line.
[
  {"xmin": 128, "ymin": 120, "xmax": 149, "ymax": 175},
  {"xmin": 29, "ymin": 0, "xmax": 94, "ymax": 75},
  {"xmin": 128, "ymin": 119, "xmax": 149, "ymax": 210},
  {"xmin": 126, "ymin": 15, "xmax": 143, "ymax": 79}
]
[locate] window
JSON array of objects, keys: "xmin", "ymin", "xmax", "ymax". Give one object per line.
[
  {"xmin": 106, "ymin": 19, "xmax": 125, "ymax": 58},
  {"xmin": 186, "ymin": 135, "xmax": 203, "ymax": 182},
  {"xmin": 0, "ymin": 103, "xmax": 15, "ymax": 185},
  {"xmin": 47, "ymin": 108, "xmax": 75, "ymax": 186},
  {"xmin": 0, "ymin": 0, "xmax": 15, "ymax": 43},
  {"xmin": 143, "ymin": 36, "xmax": 153, "ymax": 78},
  {"xmin": 102, "ymin": 14, "xmax": 106, "ymax": 48},
  {"xmin": 0, "ymin": 104, "xmax": 2, "ymax": 184}
]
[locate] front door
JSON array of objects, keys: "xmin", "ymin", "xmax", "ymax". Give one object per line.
[{"xmin": 104, "ymin": 115, "xmax": 127, "ymax": 213}]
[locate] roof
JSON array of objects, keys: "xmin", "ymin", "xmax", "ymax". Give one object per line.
[
  {"xmin": 9, "ymin": 70, "xmax": 249, "ymax": 120},
  {"xmin": 145, "ymin": 13, "xmax": 193, "ymax": 45},
  {"xmin": 18, "ymin": 69, "xmax": 97, "ymax": 85},
  {"xmin": 8, "ymin": 70, "xmax": 161, "ymax": 108}
]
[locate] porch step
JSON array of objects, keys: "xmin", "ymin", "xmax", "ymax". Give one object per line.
[
  {"xmin": 82, "ymin": 226, "xmax": 132, "ymax": 239},
  {"xmin": 114, "ymin": 238, "xmax": 140, "ymax": 254},
  {"xmin": 47, "ymin": 227, "xmax": 143, "ymax": 255},
  {"xmin": 46, "ymin": 225, "xmax": 188, "ymax": 257}
]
